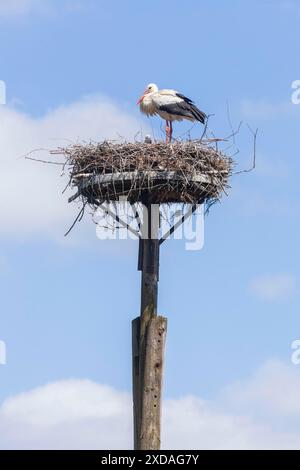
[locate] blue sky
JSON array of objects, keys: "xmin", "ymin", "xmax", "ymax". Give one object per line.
[{"xmin": 0, "ymin": 0, "xmax": 300, "ymax": 449}]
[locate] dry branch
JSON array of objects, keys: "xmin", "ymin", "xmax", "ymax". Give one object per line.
[{"xmin": 52, "ymin": 140, "xmax": 234, "ymax": 208}]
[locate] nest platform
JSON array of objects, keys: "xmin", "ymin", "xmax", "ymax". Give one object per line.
[{"xmin": 54, "ymin": 140, "xmax": 233, "ymax": 207}]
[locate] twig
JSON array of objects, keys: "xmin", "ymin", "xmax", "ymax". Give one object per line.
[
  {"xmin": 25, "ymin": 156, "xmax": 64, "ymax": 166},
  {"xmin": 64, "ymin": 203, "xmax": 86, "ymax": 237},
  {"xmin": 234, "ymin": 126, "xmax": 258, "ymax": 174}
]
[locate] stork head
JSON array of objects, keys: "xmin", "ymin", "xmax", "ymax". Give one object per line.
[{"xmin": 137, "ymin": 83, "xmax": 158, "ymax": 104}]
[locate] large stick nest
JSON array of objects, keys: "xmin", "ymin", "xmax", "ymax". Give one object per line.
[{"xmin": 54, "ymin": 140, "xmax": 234, "ymax": 206}]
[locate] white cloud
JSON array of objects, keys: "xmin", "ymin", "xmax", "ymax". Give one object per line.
[
  {"xmin": 163, "ymin": 395, "xmax": 299, "ymax": 450},
  {"xmin": 222, "ymin": 359, "xmax": 300, "ymax": 417},
  {"xmin": 0, "ymin": 380, "xmax": 132, "ymax": 450},
  {"xmin": 1, "ymin": 360, "xmax": 300, "ymax": 449},
  {"xmin": 250, "ymin": 273, "xmax": 297, "ymax": 301},
  {"xmin": 0, "ymin": 96, "xmax": 145, "ymax": 242}
]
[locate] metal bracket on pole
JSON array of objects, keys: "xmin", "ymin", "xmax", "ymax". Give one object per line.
[
  {"xmin": 159, "ymin": 204, "xmax": 198, "ymax": 245},
  {"xmin": 96, "ymin": 203, "xmax": 141, "ymax": 239}
]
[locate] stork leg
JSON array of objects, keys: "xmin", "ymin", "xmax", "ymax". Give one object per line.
[
  {"xmin": 166, "ymin": 120, "xmax": 171, "ymax": 143},
  {"xmin": 170, "ymin": 121, "xmax": 173, "ymax": 142}
]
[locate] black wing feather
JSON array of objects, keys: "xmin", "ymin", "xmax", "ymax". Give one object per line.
[
  {"xmin": 159, "ymin": 93, "xmax": 207, "ymax": 124},
  {"xmin": 175, "ymin": 93, "xmax": 194, "ymax": 104}
]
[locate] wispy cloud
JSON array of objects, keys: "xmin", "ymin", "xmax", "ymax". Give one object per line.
[
  {"xmin": 249, "ymin": 274, "xmax": 297, "ymax": 301},
  {"xmin": 241, "ymin": 100, "xmax": 294, "ymax": 121},
  {"xmin": 0, "ymin": 0, "xmax": 87, "ymax": 18},
  {"xmin": 0, "ymin": 0, "xmax": 41, "ymax": 17},
  {"xmin": 1, "ymin": 360, "xmax": 300, "ymax": 449}
]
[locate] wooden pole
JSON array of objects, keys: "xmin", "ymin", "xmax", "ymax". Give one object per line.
[
  {"xmin": 132, "ymin": 317, "xmax": 141, "ymax": 449},
  {"xmin": 132, "ymin": 193, "xmax": 167, "ymax": 450},
  {"xmin": 138, "ymin": 314, "xmax": 167, "ymax": 449}
]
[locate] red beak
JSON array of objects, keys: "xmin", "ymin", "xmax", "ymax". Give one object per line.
[
  {"xmin": 137, "ymin": 93, "xmax": 145, "ymax": 105},
  {"xmin": 137, "ymin": 89, "xmax": 148, "ymax": 105}
]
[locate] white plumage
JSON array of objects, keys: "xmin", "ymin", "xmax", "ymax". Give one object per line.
[{"xmin": 137, "ymin": 83, "xmax": 206, "ymax": 142}]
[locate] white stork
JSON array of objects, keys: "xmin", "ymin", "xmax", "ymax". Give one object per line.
[{"xmin": 137, "ymin": 83, "xmax": 206, "ymax": 142}]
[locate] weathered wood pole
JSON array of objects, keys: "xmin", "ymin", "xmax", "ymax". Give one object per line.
[{"xmin": 132, "ymin": 193, "xmax": 167, "ymax": 450}]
